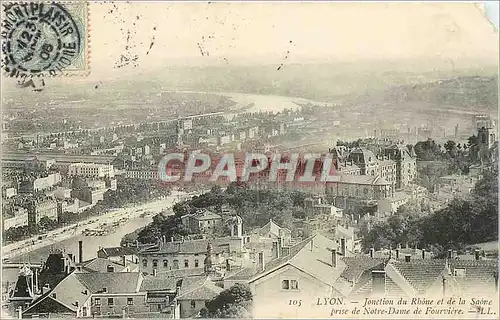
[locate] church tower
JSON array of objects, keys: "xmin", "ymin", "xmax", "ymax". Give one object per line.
[{"xmin": 478, "ymin": 126, "xmax": 495, "ymax": 150}]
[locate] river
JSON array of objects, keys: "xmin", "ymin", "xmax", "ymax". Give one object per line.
[
  {"xmin": 2, "ymin": 190, "xmax": 201, "ymax": 287},
  {"xmin": 172, "ymin": 90, "xmax": 333, "ymax": 113},
  {"xmin": 2, "ymin": 215, "xmax": 153, "ymax": 288}
]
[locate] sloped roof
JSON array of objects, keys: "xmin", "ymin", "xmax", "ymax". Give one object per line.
[
  {"xmin": 24, "ymin": 271, "xmax": 89, "ymax": 315},
  {"xmin": 140, "ymin": 237, "xmax": 232, "ymax": 255},
  {"xmin": 75, "ymin": 272, "xmax": 141, "ymax": 294},
  {"xmin": 348, "ymin": 148, "xmax": 377, "ymax": 164},
  {"xmin": 224, "ymin": 267, "xmax": 259, "ymax": 281},
  {"xmin": 390, "ymin": 260, "xmax": 447, "ymax": 294},
  {"xmin": 449, "ymin": 260, "xmax": 498, "ymax": 295},
  {"xmin": 192, "ymin": 210, "xmax": 222, "ymax": 221},
  {"xmin": 80, "ymin": 258, "xmax": 128, "ymax": 273},
  {"xmin": 349, "ymin": 276, "xmax": 407, "ymax": 300},
  {"xmin": 340, "ymin": 257, "xmax": 386, "ymax": 283},
  {"xmin": 249, "ymin": 234, "xmax": 383, "ymax": 294},
  {"xmin": 140, "ymin": 276, "xmax": 177, "ymax": 292},
  {"xmin": 325, "ymin": 174, "xmax": 391, "ymax": 186},
  {"xmin": 97, "ymin": 246, "xmax": 139, "ymax": 258},
  {"xmin": 247, "ymin": 234, "xmax": 390, "ymax": 299},
  {"xmin": 177, "ymin": 277, "xmax": 222, "ymax": 301},
  {"xmin": 46, "ymin": 272, "xmax": 90, "ymax": 312},
  {"xmin": 156, "ymin": 268, "xmax": 206, "ymax": 278},
  {"xmin": 252, "ymin": 219, "xmax": 288, "ymax": 238}
]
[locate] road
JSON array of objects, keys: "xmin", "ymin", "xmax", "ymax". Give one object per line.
[{"xmin": 2, "ymin": 190, "xmax": 202, "ymax": 260}]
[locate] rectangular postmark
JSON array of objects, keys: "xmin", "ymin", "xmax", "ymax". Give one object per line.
[{"xmin": 1, "ymin": 1, "xmax": 90, "ymax": 78}]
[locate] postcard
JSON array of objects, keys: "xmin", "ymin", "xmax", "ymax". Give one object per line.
[{"xmin": 1, "ymin": 1, "xmax": 498, "ymax": 319}]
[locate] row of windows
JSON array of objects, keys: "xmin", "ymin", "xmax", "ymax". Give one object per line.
[
  {"xmin": 281, "ymin": 279, "xmax": 299, "ymax": 290},
  {"xmin": 143, "ymin": 259, "xmax": 200, "ymax": 268},
  {"xmin": 94, "ymin": 297, "xmax": 134, "ymax": 306}
]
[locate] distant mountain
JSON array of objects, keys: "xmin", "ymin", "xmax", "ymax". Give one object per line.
[
  {"xmin": 146, "ymin": 62, "xmax": 498, "ymax": 101},
  {"xmin": 380, "ymin": 75, "xmax": 498, "ymax": 112}
]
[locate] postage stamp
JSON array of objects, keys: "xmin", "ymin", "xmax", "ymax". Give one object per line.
[{"xmin": 1, "ymin": 1, "xmax": 89, "ymax": 77}]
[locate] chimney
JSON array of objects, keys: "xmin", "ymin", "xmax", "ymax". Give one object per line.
[
  {"xmin": 369, "ymin": 248, "xmax": 374, "ymax": 258},
  {"xmin": 78, "ymin": 240, "xmax": 83, "ymax": 264},
  {"xmin": 395, "ymin": 249, "xmax": 399, "ymax": 259},
  {"xmin": 421, "ymin": 249, "xmax": 426, "ymax": 260},
  {"xmin": 258, "ymin": 252, "xmax": 265, "ymax": 271},
  {"xmin": 372, "ymin": 270, "xmax": 386, "ymax": 295},
  {"xmin": 472, "ymin": 249, "xmax": 480, "ymax": 261},
  {"xmin": 122, "ymin": 255, "xmax": 127, "ymax": 267},
  {"xmin": 340, "ymin": 238, "xmax": 346, "ymax": 256},
  {"xmin": 447, "ymin": 249, "xmax": 452, "ymax": 259},
  {"xmin": 331, "ymin": 249, "xmax": 338, "ymax": 268},
  {"xmin": 153, "ymin": 269, "xmax": 157, "ymax": 277},
  {"xmin": 405, "ymin": 254, "xmax": 411, "ymax": 262}
]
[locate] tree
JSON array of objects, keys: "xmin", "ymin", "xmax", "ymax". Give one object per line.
[
  {"xmin": 137, "ymin": 214, "xmax": 188, "ymax": 244},
  {"xmin": 362, "ymin": 208, "xmax": 423, "ymax": 251},
  {"xmin": 444, "ymin": 140, "xmax": 457, "ymax": 157},
  {"xmin": 39, "ymin": 217, "xmax": 58, "ymax": 231},
  {"xmin": 205, "ymin": 283, "xmax": 253, "ymax": 318}
]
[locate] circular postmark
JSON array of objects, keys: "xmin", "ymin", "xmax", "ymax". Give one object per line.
[{"xmin": 2, "ymin": 2, "xmax": 82, "ymax": 77}]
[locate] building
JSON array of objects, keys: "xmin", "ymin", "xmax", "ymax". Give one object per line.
[
  {"xmin": 18, "ymin": 173, "xmax": 62, "ymax": 193},
  {"xmin": 224, "ymin": 234, "xmax": 498, "ymax": 318},
  {"xmin": 23, "ymin": 272, "xmax": 147, "ymax": 318},
  {"xmin": 245, "ymin": 234, "xmax": 386, "ymax": 318},
  {"xmin": 325, "ymin": 175, "xmax": 393, "ymax": 200},
  {"xmin": 377, "ymin": 191, "xmax": 409, "ymax": 214},
  {"xmin": 175, "ymin": 276, "xmax": 223, "ymax": 318},
  {"xmin": 3, "ymin": 187, "xmax": 17, "ymax": 198},
  {"xmin": 304, "ymin": 197, "xmax": 343, "ymax": 218},
  {"xmin": 97, "ymin": 247, "xmax": 141, "ymax": 265},
  {"xmin": 124, "ymin": 170, "xmax": 159, "ymax": 180},
  {"xmin": 68, "ymin": 163, "xmax": 115, "ymax": 178},
  {"xmin": 27, "ymin": 198, "xmax": 58, "ymax": 226},
  {"xmin": 53, "ymin": 187, "xmax": 72, "ymax": 200},
  {"xmin": 57, "ymin": 199, "xmax": 80, "ymax": 219},
  {"xmin": 250, "ymin": 219, "xmax": 292, "ymax": 246},
  {"xmin": 138, "ymin": 235, "xmax": 244, "ymax": 276},
  {"xmin": 181, "ymin": 210, "xmax": 223, "ymax": 234},
  {"xmin": 2, "ymin": 154, "xmax": 115, "ymax": 170},
  {"xmin": 383, "ymin": 144, "xmax": 417, "ymax": 189},
  {"xmin": 71, "ymin": 180, "xmax": 108, "ymax": 205},
  {"xmin": 33, "ymin": 173, "xmax": 62, "ymax": 192},
  {"xmin": 2, "ymin": 208, "xmax": 29, "ymax": 230},
  {"xmin": 79, "ymin": 257, "xmax": 139, "ymax": 273}
]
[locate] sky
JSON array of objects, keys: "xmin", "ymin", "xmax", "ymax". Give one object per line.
[
  {"xmin": 484, "ymin": 1, "xmax": 499, "ymax": 28},
  {"xmin": 3, "ymin": 1, "xmax": 498, "ymax": 83},
  {"xmin": 80, "ymin": 1, "xmax": 498, "ymax": 80}
]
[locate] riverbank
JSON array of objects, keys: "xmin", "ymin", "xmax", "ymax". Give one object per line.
[{"xmin": 2, "ymin": 190, "xmax": 193, "ymax": 261}]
